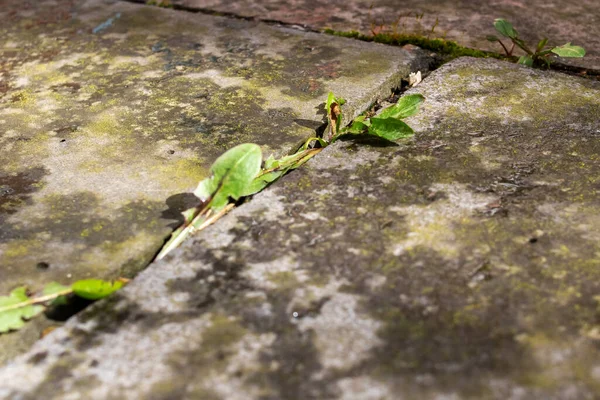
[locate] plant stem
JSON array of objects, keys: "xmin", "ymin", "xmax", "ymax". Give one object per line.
[
  {"xmin": 498, "ymin": 40, "xmax": 511, "ymax": 56},
  {"xmin": 513, "ymin": 38, "xmax": 534, "ymax": 55},
  {"xmin": 301, "ymin": 137, "xmax": 328, "ymax": 151},
  {"xmin": 155, "ymin": 202, "xmax": 236, "ymax": 260},
  {"xmin": 155, "ymin": 146, "xmax": 322, "ymax": 261},
  {"xmin": 155, "ymin": 208, "xmax": 211, "ymax": 260},
  {"xmin": 189, "ymin": 203, "xmax": 235, "ymax": 234},
  {"xmin": 0, "ymin": 288, "xmax": 73, "ymax": 313}
]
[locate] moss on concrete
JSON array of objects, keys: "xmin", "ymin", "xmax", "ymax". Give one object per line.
[
  {"xmin": 3, "ymin": 56, "xmax": 600, "ymax": 398},
  {"xmin": 324, "ymin": 28, "xmax": 500, "ymax": 62},
  {"xmin": 0, "ymin": 0, "xmax": 421, "ymax": 365}
]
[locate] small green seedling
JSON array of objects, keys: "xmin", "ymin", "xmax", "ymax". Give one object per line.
[
  {"xmin": 338, "ymin": 94, "xmax": 424, "ymax": 141},
  {"xmin": 0, "ymin": 279, "xmax": 127, "ymax": 334},
  {"xmin": 487, "ymin": 18, "xmax": 585, "ymax": 67},
  {"xmin": 156, "ymin": 92, "xmax": 425, "ymax": 260}
]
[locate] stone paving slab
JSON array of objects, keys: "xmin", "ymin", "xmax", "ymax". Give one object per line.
[
  {"xmin": 0, "ymin": 0, "xmax": 424, "ymax": 362},
  {"xmin": 2, "ymin": 57, "xmax": 600, "ymax": 399},
  {"xmin": 164, "ymin": 0, "xmax": 600, "ymax": 72}
]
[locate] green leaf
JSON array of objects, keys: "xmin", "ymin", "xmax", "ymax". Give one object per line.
[
  {"xmin": 340, "ymin": 115, "xmax": 368, "ymax": 135},
  {"xmin": 326, "ymin": 92, "xmax": 345, "ymax": 111},
  {"xmin": 71, "ymin": 279, "xmax": 124, "ymax": 300},
  {"xmin": 343, "ymin": 120, "xmax": 368, "ymax": 135},
  {"xmin": 300, "ymin": 137, "xmax": 328, "ymax": 150},
  {"xmin": 241, "ymin": 170, "xmax": 286, "ymax": 197},
  {"xmin": 181, "ymin": 207, "xmax": 198, "ymax": 224},
  {"xmin": 325, "ymin": 92, "xmax": 335, "ymax": 114},
  {"xmin": 159, "ymin": 144, "xmax": 262, "ymax": 260},
  {"xmin": 518, "ymin": 55, "xmax": 534, "ymax": 67},
  {"xmin": 156, "ymin": 212, "xmax": 209, "ymax": 260},
  {"xmin": 267, "ymin": 152, "xmax": 301, "ymax": 169},
  {"xmin": 0, "ymin": 287, "xmax": 44, "ymax": 333},
  {"xmin": 494, "ymin": 18, "xmax": 518, "ymax": 39},
  {"xmin": 43, "ymin": 282, "xmax": 70, "ymax": 296},
  {"xmin": 193, "ymin": 178, "xmax": 213, "ymax": 203},
  {"xmin": 536, "ymin": 38, "xmax": 549, "ymax": 53},
  {"xmin": 486, "ymin": 35, "xmax": 499, "ymax": 42},
  {"xmin": 193, "ymin": 143, "xmax": 262, "ymax": 211},
  {"xmin": 378, "ymin": 94, "xmax": 425, "ymax": 120},
  {"xmin": 240, "ymin": 149, "xmax": 318, "ymax": 197},
  {"xmin": 235, "ymin": 153, "xmax": 284, "ymax": 197},
  {"xmin": 551, "ymin": 43, "xmax": 586, "ymax": 58},
  {"xmin": 368, "ymin": 118, "xmax": 415, "ymax": 141},
  {"xmin": 335, "ymin": 114, "xmax": 343, "ymax": 134},
  {"xmin": 264, "ymin": 154, "xmax": 278, "ymax": 169},
  {"xmin": 325, "ymin": 92, "xmax": 346, "ymax": 138},
  {"xmin": 509, "ymin": 37, "xmax": 533, "ymax": 55},
  {"xmin": 243, "ymin": 147, "xmax": 323, "ymax": 196},
  {"xmin": 43, "ymin": 282, "xmax": 71, "ymax": 306}
]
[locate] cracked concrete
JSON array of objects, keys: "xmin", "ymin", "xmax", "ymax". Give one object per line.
[
  {"xmin": 158, "ymin": 0, "xmax": 600, "ymax": 72},
  {"xmin": 1, "ymin": 57, "xmax": 599, "ymax": 399},
  {"xmin": 0, "ymin": 0, "xmax": 427, "ymax": 363}
]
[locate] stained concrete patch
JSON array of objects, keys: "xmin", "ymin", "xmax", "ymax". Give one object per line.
[
  {"xmin": 1, "ymin": 57, "xmax": 599, "ymax": 398},
  {"xmin": 0, "ymin": 0, "xmax": 424, "ymax": 363},
  {"xmin": 161, "ymin": 0, "xmax": 600, "ymax": 72}
]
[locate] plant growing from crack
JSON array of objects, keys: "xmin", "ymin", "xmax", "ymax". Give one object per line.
[
  {"xmin": 0, "ymin": 279, "xmax": 127, "ymax": 334},
  {"xmin": 0, "ymin": 92, "xmax": 424, "ymax": 334},
  {"xmin": 487, "ymin": 18, "xmax": 585, "ymax": 67},
  {"xmin": 155, "ymin": 91, "xmax": 425, "ymax": 260}
]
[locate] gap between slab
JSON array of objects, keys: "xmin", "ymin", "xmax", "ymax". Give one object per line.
[
  {"xmin": 7, "ymin": 0, "xmax": 594, "ymax": 365},
  {"xmin": 122, "ymin": 0, "xmax": 600, "ymax": 81},
  {"xmin": 123, "ymin": 0, "xmax": 322, "ymax": 32},
  {"xmin": 0, "ymin": 30, "xmax": 431, "ymax": 370}
]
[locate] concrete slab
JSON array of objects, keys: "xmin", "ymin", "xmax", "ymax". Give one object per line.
[
  {"xmin": 2, "ymin": 57, "xmax": 600, "ymax": 399},
  {"xmin": 0, "ymin": 0, "xmax": 424, "ymax": 363},
  {"xmin": 165, "ymin": 0, "xmax": 600, "ymax": 72}
]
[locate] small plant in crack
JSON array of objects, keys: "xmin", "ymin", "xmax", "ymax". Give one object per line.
[
  {"xmin": 487, "ymin": 18, "xmax": 585, "ymax": 67},
  {"xmin": 0, "ymin": 92, "xmax": 424, "ymax": 334},
  {"xmin": 155, "ymin": 92, "xmax": 425, "ymax": 260},
  {"xmin": 0, "ymin": 279, "xmax": 128, "ymax": 334}
]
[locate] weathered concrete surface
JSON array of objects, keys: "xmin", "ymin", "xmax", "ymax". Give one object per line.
[
  {"xmin": 2, "ymin": 57, "xmax": 600, "ymax": 399},
  {"xmin": 0, "ymin": 0, "xmax": 424, "ymax": 362},
  {"xmin": 163, "ymin": 0, "xmax": 600, "ymax": 72}
]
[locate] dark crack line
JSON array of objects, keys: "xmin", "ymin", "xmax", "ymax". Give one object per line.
[
  {"xmin": 121, "ymin": 0, "xmax": 323, "ymax": 34},
  {"xmin": 121, "ymin": 0, "xmax": 599, "ymax": 81}
]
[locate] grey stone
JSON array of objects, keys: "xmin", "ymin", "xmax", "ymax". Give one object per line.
[
  {"xmin": 2, "ymin": 57, "xmax": 600, "ymax": 399},
  {"xmin": 165, "ymin": 0, "xmax": 600, "ymax": 72},
  {"xmin": 0, "ymin": 0, "xmax": 423, "ymax": 362}
]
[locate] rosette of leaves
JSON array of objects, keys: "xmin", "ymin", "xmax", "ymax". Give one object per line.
[
  {"xmin": 487, "ymin": 18, "xmax": 585, "ymax": 67},
  {"xmin": 332, "ymin": 93, "xmax": 424, "ymax": 141}
]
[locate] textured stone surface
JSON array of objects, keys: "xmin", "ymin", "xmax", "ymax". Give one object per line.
[
  {"xmin": 164, "ymin": 0, "xmax": 600, "ymax": 72},
  {"xmin": 2, "ymin": 57, "xmax": 599, "ymax": 399},
  {"xmin": 0, "ymin": 0, "xmax": 423, "ymax": 362}
]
